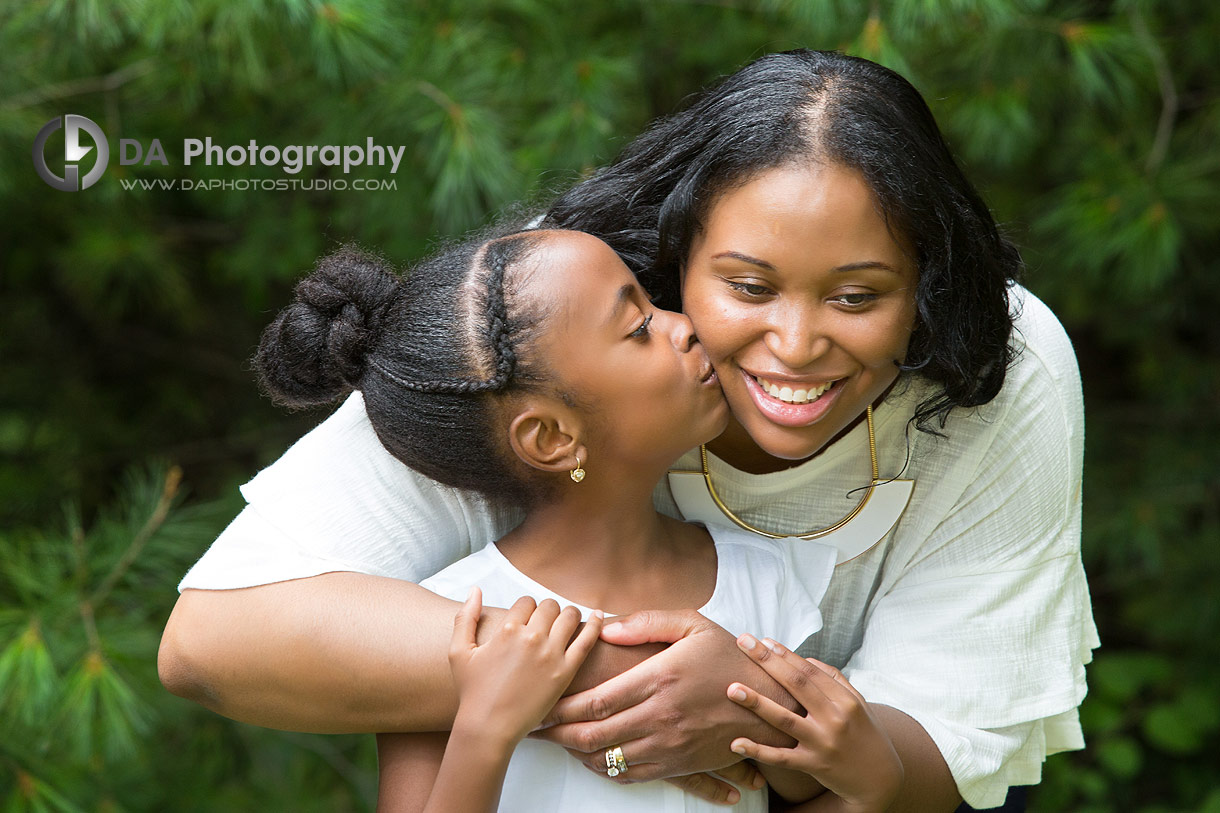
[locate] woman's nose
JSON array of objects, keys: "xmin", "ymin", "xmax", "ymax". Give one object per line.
[{"xmin": 764, "ymin": 306, "xmax": 832, "ymax": 368}]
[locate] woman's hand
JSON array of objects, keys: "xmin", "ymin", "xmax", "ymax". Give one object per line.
[
  {"xmin": 450, "ymin": 589, "xmax": 603, "ymax": 746},
  {"xmin": 727, "ymin": 635, "xmax": 904, "ymax": 812},
  {"xmin": 532, "ymin": 609, "xmax": 801, "ymax": 786}
]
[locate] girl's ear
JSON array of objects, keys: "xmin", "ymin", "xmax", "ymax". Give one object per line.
[{"xmin": 507, "ymin": 406, "xmax": 587, "ymax": 475}]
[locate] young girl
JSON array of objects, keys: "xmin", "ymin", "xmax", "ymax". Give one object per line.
[{"xmin": 254, "ymin": 228, "xmax": 845, "ymax": 811}]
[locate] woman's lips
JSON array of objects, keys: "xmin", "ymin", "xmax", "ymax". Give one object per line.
[{"xmin": 740, "ymin": 370, "xmax": 842, "ymax": 427}]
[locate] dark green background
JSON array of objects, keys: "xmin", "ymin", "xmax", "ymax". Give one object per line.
[{"xmin": 2, "ymin": 1, "xmax": 1217, "ymax": 810}]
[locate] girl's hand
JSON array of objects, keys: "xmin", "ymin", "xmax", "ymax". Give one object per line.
[
  {"xmin": 726, "ymin": 635, "xmax": 904, "ymax": 812},
  {"xmin": 449, "ymin": 588, "xmax": 603, "ymax": 746}
]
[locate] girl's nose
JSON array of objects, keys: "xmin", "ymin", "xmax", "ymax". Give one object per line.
[{"xmin": 660, "ymin": 309, "xmax": 698, "ymax": 352}]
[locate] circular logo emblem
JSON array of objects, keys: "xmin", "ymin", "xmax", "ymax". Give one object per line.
[{"xmin": 32, "ymin": 114, "xmax": 110, "ymax": 191}]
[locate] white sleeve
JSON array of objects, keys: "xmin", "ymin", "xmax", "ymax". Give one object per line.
[
  {"xmin": 773, "ymin": 539, "xmax": 835, "ymax": 647},
  {"xmin": 843, "ymin": 296, "xmax": 1098, "ymax": 808},
  {"xmin": 703, "ymin": 529, "xmax": 830, "ymax": 652},
  {"xmin": 178, "ymin": 393, "xmax": 523, "ymax": 591}
]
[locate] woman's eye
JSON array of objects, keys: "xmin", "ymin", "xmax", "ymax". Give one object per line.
[
  {"xmin": 727, "ymin": 281, "xmax": 772, "ymax": 298},
  {"xmin": 629, "ymin": 313, "xmax": 653, "ymax": 339},
  {"xmin": 831, "ymin": 292, "xmax": 877, "ymax": 307}
]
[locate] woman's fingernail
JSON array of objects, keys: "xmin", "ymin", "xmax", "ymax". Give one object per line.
[
  {"xmin": 731, "ymin": 742, "xmax": 746, "ymax": 755},
  {"xmin": 730, "ymin": 685, "xmax": 747, "ymax": 702},
  {"xmin": 602, "ymin": 621, "xmax": 621, "ymax": 634},
  {"xmin": 726, "ymin": 789, "xmax": 741, "ymax": 803},
  {"xmin": 592, "ymin": 609, "xmax": 604, "ymax": 620},
  {"xmin": 763, "ymin": 638, "xmax": 781, "ymax": 653},
  {"xmin": 751, "ymin": 773, "xmax": 766, "ymax": 789},
  {"xmin": 739, "ymin": 633, "xmax": 758, "ymax": 650}
]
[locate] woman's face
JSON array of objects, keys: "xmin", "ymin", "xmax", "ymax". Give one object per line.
[
  {"xmin": 682, "ymin": 162, "xmax": 918, "ymax": 470},
  {"xmin": 528, "ymin": 231, "xmax": 728, "ymax": 468}
]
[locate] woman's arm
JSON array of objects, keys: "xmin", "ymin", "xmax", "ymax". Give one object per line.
[
  {"xmin": 159, "ymin": 573, "xmax": 469, "ymax": 732},
  {"xmin": 158, "ymin": 572, "xmax": 660, "ymax": 733}
]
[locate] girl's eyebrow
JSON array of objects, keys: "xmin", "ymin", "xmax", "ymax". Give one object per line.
[{"xmin": 608, "ymin": 283, "xmax": 638, "ymax": 324}]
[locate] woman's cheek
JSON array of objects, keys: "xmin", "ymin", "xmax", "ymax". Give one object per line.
[{"xmin": 684, "ymin": 290, "xmax": 734, "ymax": 354}]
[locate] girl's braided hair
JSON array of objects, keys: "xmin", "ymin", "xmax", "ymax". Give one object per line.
[{"xmin": 255, "ymin": 225, "xmax": 553, "ymax": 504}]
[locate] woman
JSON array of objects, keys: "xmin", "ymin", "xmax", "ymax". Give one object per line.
[{"xmin": 159, "ymin": 50, "xmax": 1096, "ymax": 811}]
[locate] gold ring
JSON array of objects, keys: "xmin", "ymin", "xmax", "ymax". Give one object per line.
[{"xmin": 604, "ymin": 745, "xmax": 628, "ymax": 777}]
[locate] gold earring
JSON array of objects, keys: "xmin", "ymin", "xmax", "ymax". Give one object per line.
[{"xmin": 570, "ymin": 456, "xmax": 586, "ymax": 483}]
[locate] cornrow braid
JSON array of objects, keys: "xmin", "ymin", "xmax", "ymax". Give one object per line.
[
  {"xmin": 360, "ymin": 235, "xmax": 524, "ymax": 396},
  {"xmin": 365, "ymin": 357, "xmax": 508, "ymax": 395},
  {"xmin": 479, "ymin": 238, "xmax": 519, "ymax": 391}
]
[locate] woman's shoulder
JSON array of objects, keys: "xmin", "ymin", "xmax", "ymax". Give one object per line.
[
  {"xmin": 912, "ymin": 285, "xmax": 1082, "ymax": 446},
  {"xmin": 984, "ymin": 284, "xmax": 1084, "ymax": 442},
  {"xmin": 1005, "ymin": 284, "xmax": 1081, "ymax": 395},
  {"xmin": 234, "ymin": 392, "xmax": 522, "ymax": 579},
  {"xmin": 242, "ymin": 392, "xmax": 408, "ymax": 496}
]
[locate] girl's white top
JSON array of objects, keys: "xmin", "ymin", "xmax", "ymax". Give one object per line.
[
  {"xmin": 180, "ymin": 285, "xmax": 1098, "ymax": 808},
  {"xmin": 420, "ymin": 525, "xmax": 833, "ymax": 812}
]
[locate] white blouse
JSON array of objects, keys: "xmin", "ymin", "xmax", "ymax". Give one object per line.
[{"xmin": 180, "ymin": 285, "xmax": 1098, "ymax": 809}]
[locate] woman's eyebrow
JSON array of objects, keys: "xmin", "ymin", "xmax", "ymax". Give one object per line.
[
  {"xmin": 832, "ymin": 260, "xmax": 903, "ymax": 274},
  {"xmin": 712, "ymin": 251, "xmax": 900, "ymax": 275},
  {"xmin": 711, "ymin": 251, "xmax": 775, "ymax": 270}
]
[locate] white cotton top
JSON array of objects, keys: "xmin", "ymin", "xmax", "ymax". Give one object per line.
[
  {"xmin": 180, "ymin": 284, "xmax": 1098, "ymax": 809},
  {"xmin": 419, "ymin": 524, "xmax": 833, "ymax": 813}
]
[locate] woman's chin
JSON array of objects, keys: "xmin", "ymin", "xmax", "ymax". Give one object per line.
[{"xmin": 707, "ymin": 413, "xmax": 829, "ymax": 473}]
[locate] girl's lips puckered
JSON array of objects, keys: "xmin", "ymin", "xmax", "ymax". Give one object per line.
[{"xmin": 740, "ymin": 370, "xmax": 843, "ymax": 427}]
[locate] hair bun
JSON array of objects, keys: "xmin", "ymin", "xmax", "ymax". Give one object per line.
[{"xmin": 255, "ymin": 245, "xmax": 400, "ymax": 408}]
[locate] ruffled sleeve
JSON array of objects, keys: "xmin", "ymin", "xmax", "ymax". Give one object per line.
[{"xmin": 842, "ymin": 292, "xmax": 1099, "ymax": 807}]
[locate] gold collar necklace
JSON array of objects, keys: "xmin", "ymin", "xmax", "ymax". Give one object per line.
[{"xmin": 696, "ymin": 405, "xmax": 885, "ymax": 540}]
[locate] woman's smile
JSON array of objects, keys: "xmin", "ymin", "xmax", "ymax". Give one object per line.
[{"xmin": 741, "ymin": 371, "xmax": 844, "ymax": 428}]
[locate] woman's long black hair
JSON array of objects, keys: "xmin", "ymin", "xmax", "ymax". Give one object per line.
[{"xmin": 545, "ymin": 48, "xmax": 1021, "ymax": 432}]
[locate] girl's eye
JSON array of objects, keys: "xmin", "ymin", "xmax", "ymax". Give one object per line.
[
  {"xmin": 629, "ymin": 313, "xmax": 653, "ymax": 339},
  {"xmin": 831, "ymin": 292, "xmax": 877, "ymax": 307},
  {"xmin": 727, "ymin": 281, "xmax": 772, "ymax": 298}
]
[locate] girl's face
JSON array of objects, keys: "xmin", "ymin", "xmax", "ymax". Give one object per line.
[
  {"xmin": 682, "ymin": 162, "xmax": 918, "ymax": 470},
  {"xmin": 527, "ymin": 231, "xmax": 728, "ymax": 469}
]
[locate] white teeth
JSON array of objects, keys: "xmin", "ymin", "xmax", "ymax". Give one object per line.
[{"xmin": 756, "ymin": 376, "xmax": 833, "ymax": 404}]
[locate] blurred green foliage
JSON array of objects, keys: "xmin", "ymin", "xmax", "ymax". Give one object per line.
[{"xmin": 1, "ymin": 0, "xmax": 1217, "ymax": 810}]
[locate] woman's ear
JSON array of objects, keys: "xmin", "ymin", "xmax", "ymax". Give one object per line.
[{"xmin": 507, "ymin": 406, "xmax": 587, "ymax": 475}]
